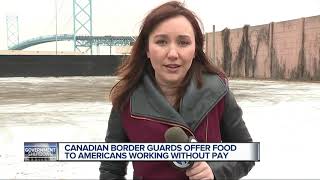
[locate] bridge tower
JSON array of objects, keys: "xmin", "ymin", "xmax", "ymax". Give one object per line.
[
  {"xmin": 6, "ymin": 16, "xmax": 19, "ymax": 49},
  {"xmin": 73, "ymin": 0, "xmax": 92, "ymax": 54}
]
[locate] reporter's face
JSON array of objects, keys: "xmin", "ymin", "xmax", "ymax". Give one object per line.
[{"xmin": 147, "ymin": 15, "xmax": 195, "ymax": 86}]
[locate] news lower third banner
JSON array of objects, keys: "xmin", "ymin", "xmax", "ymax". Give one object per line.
[{"xmin": 24, "ymin": 142, "xmax": 260, "ymax": 162}]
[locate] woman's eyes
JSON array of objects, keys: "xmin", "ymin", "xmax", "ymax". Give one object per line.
[
  {"xmin": 155, "ymin": 39, "xmax": 190, "ymax": 46},
  {"xmin": 155, "ymin": 40, "xmax": 167, "ymax": 45},
  {"xmin": 178, "ymin": 40, "xmax": 190, "ymax": 46}
]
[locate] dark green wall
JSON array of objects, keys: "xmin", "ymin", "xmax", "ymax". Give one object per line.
[{"xmin": 0, "ymin": 55, "xmax": 125, "ymax": 77}]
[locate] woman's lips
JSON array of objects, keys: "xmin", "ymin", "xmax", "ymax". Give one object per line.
[
  {"xmin": 164, "ymin": 64, "xmax": 180, "ymax": 68},
  {"xmin": 164, "ymin": 64, "xmax": 181, "ymax": 72}
]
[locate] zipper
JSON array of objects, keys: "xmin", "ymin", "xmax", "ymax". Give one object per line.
[
  {"xmin": 131, "ymin": 114, "xmax": 195, "ymax": 137},
  {"xmin": 205, "ymin": 116, "xmax": 208, "ymax": 143}
]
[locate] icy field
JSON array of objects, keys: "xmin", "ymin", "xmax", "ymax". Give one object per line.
[{"xmin": 0, "ymin": 77, "xmax": 319, "ymax": 179}]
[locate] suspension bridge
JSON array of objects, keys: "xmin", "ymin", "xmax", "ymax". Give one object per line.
[{"xmin": 4, "ymin": 0, "xmax": 135, "ymax": 55}]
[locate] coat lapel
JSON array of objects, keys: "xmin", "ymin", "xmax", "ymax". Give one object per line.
[{"xmin": 130, "ymin": 73, "xmax": 228, "ymax": 130}]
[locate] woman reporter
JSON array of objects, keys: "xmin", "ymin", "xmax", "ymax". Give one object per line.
[{"xmin": 99, "ymin": 1, "xmax": 254, "ymax": 179}]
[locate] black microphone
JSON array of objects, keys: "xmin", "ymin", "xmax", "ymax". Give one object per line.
[{"xmin": 164, "ymin": 127, "xmax": 196, "ymax": 169}]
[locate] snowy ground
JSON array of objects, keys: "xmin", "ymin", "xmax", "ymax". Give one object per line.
[{"xmin": 0, "ymin": 76, "xmax": 319, "ymax": 179}]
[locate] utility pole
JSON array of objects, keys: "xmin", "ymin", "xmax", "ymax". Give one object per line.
[
  {"xmin": 55, "ymin": 0, "xmax": 58, "ymax": 55},
  {"xmin": 212, "ymin": 25, "xmax": 215, "ymax": 64}
]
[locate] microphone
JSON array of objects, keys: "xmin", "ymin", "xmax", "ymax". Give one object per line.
[{"xmin": 164, "ymin": 127, "xmax": 196, "ymax": 169}]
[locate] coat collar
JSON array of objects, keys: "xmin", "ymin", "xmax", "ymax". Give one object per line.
[{"xmin": 130, "ymin": 73, "xmax": 228, "ymax": 130}]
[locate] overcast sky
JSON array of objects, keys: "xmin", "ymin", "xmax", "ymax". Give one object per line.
[{"xmin": 0, "ymin": 0, "xmax": 319, "ymax": 51}]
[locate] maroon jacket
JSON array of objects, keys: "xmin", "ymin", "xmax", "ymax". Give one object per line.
[{"xmin": 100, "ymin": 74, "xmax": 254, "ymax": 180}]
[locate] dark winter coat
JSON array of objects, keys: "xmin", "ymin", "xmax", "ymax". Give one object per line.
[{"xmin": 99, "ymin": 73, "xmax": 254, "ymax": 180}]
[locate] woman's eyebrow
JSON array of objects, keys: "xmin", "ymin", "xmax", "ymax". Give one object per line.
[
  {"xmin": 177, "ymin": 35, "xmax": 191, "ymax": 39},
  {"xmin": 153, "ymin": 34, "xmax": 192, "ymax": 39},
  {"xmin": 153, "ymin": 34, "xmax": 168, "ymax": 39}
]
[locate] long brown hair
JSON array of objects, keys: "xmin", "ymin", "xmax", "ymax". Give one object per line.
[{"xmin": 110, "ymin": 1, "xmax": 224, "ymax": 111}]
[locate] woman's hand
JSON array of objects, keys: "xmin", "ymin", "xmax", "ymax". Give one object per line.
[{"xmin": 186, "ymin": 162, "xmax": 214, "ymax": 180}]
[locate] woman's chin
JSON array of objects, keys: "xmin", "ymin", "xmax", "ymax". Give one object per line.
[{"xmin": 163, "ymin": 77, "xmax": 183, "ymax": 85}]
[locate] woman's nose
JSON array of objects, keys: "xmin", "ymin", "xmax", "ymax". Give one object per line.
[{"xmin": 167, "ymin": 46, "xmax": 178, "ymax": 60}]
